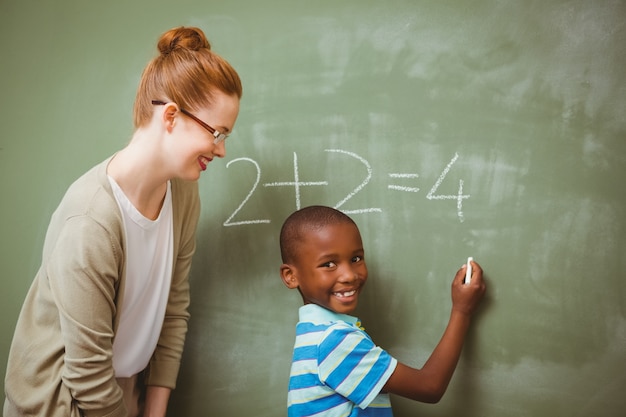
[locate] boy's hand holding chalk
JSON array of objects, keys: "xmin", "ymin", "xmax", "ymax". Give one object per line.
[{"xmin": 464, "ymin": 257, "xmax": 473, "ymax": 284}]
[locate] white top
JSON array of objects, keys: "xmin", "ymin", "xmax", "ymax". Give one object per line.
[{"xmin": 108, "ymin": 177, "xmax": 174, "ymax": 377}]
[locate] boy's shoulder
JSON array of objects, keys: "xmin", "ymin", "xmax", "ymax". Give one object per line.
[{"xmin": 295, "ymin": 305, "xmax": 374, "ymax": 354}]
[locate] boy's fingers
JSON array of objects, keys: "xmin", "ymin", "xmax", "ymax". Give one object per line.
[
  {"xmin": 469, "ymin": 261, "xmax": 483, "ymax": 283},
  {"xmin": 455, "ymin": 265, "xmax": 467, "ymax": 282}
]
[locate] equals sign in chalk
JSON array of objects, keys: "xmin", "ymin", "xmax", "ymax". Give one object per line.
[{"xmin": 387, "ymin": 173, "xmax": 420, "ymax": 192}]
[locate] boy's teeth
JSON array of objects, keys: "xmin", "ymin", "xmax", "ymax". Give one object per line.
[{"xmin": 335, "ymin": 290, "xmax": 356, "ymax": 298}]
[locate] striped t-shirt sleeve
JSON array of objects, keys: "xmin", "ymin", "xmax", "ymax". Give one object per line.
[{"xmin": 317, "ymin": 324, "xmax": 397, "ymax": 409}]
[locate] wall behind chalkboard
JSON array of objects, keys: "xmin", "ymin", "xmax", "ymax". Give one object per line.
[{"xmin": 1, "ymin": 1, "xmax": 625, "ymax": 416}]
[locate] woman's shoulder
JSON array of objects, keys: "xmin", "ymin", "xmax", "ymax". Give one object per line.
[
  {"xmin": 170, "ymin": 177, "xmax": 200, "ymax": 218},
  {"xmin": 55, "ymin": 157, "xmax": 120, "ymax": 225},
  {"xmin": 170, "ymin": 177, "xmax": 199, "ymax": 198}
]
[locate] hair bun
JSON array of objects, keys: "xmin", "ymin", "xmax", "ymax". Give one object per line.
[{"xmin": 158, "ymin": 26, "xmax": 211, "ymax": 55}]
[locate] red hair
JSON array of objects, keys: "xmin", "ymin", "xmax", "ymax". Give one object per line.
[{"xmin": 133, "ymin": 26, "xmax": 242, "ymax": 128}]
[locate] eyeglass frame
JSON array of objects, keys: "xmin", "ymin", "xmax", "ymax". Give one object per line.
[{"xmin": 151, "ymin": 100, "xmax": 229, "ymax": 144}]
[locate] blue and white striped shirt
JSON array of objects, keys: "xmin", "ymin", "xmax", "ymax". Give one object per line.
[{"xmin": 288, "ymin": 304, "xmax": 398, "ymax": 417}]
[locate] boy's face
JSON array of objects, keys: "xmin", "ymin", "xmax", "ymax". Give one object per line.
[{"xmin": 281, "ymin": 222, "xmax": 368, "ymax": 314}]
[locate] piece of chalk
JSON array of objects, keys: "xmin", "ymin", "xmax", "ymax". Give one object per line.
[{"xmin": 465, "ymin": 257, "xmax": 473, "ymax": 284}]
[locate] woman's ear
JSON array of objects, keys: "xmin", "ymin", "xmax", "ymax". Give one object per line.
[
  {"xmin": 280, "ymin": 264, "xmax": 299, "ymax": 289},
  {"xmin": 162, "ymin": 102, "xmax": 178, "ymax": 131}
]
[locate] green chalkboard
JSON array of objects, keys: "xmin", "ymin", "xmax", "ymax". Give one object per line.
[{"xmin": 1, "ymin": 1, "xmax": 625, "ymax": 416}]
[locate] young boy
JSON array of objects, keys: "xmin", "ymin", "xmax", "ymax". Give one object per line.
[{"xmin": 279, "ymin": 205, "xmax": 486, "ymax": 416}]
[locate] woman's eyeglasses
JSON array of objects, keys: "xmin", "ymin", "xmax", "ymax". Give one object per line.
[{"xmin": 152, "ymin": 100, "xmax": 228, "ymax": 144}]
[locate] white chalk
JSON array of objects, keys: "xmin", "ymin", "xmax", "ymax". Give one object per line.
[{"xmin": 465, "ymin": 257, "xmax": 473, "ymax": 284}]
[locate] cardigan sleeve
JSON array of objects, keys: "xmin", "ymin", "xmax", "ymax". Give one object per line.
[
  {"xmin": 47, "ymin": 213, "xmax": 126, "ymax": 416},
  {"xmin": 145, "ymin": 179, "xmax": 200, "ymax": 388}
]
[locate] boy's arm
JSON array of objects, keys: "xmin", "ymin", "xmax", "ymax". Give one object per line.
[{"xmin": 383, "ymin": 261, "xmax": 486, "ymax": 403}]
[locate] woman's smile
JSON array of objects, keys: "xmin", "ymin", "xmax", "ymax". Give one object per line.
[{"xmin": 198, "ymin": 155, "xmax": 212, "ymax": 171}]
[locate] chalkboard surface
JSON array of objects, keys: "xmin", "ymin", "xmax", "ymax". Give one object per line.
[{"xmin": 1, "ymin": 1, "xmax": 625, "ymax": 416}]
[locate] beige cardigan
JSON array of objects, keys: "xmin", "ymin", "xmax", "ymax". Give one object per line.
[{"xmin": 4, "ymin": 157, "xmax": 200, "ymax": 417}]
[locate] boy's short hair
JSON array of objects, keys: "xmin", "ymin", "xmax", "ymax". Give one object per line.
[{"xmin": 279, "ymin": 205, "xmax": 357, "ymax": 264}]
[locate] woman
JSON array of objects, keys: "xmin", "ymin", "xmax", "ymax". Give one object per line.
[{"xmin": 4, "ymin": 26, "xmax": 242, "ymax": 417}]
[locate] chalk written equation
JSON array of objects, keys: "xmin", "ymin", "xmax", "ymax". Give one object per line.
[{"xmin": 222, "ymin": 149, "xmax": 469, "ymax": 226}]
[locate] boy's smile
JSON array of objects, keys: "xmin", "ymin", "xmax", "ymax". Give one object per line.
[{"xmin": 282, "ymin": 222, "xmax": 368, "ymax": 314}]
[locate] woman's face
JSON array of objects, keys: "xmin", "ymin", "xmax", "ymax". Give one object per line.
[{"xmin": 168, "ymin": 90, "xmax": 240, "ymax": 181}]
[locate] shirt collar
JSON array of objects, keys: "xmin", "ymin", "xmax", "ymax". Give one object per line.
[{"xmin": 299, "ymin": 304, "xmax": 360, "ymax": 327}]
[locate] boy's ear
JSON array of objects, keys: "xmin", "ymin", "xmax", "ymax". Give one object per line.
[{"xmin": 280, "ymin": 264, "xmax": 299, "ymax": 289}]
